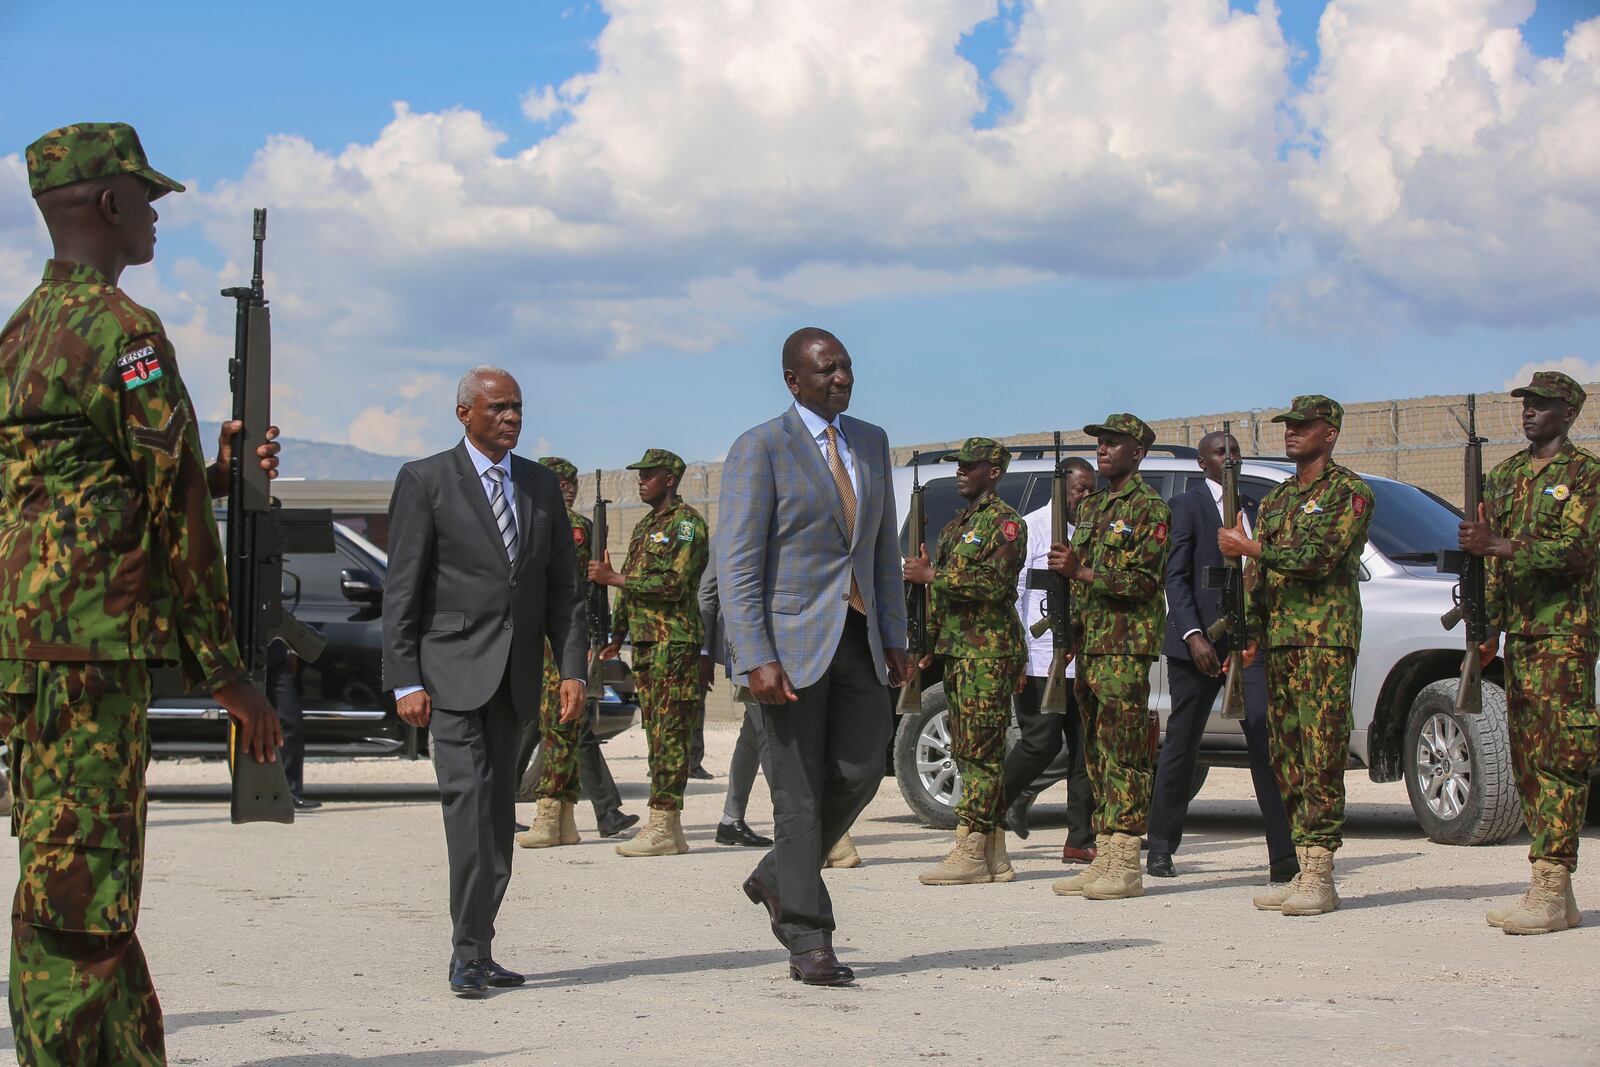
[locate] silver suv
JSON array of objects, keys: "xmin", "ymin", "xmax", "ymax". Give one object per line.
[{"xmin": 890, "ymin": 443, "xmax": 1532, "ymax": 847}]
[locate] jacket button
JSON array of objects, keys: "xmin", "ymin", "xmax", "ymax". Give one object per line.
[
  {"xmin": 503, "ymin": 621, "xmax": 512, "ymax": 630},
  {"xmin": 510, "ymin": 578, "xmax": 517, "ymax": 587}
]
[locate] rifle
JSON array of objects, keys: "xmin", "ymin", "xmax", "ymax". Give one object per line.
[
  {"xmin": 585, "ymin": 470, "xmax": 612, "ymax": 704},
  {"xmin": 221, "ymin": 208, "xmax": 334, "ymax": 824},
  {"xmin": 1027, "ymin": 432, "xmax": 1072, "ymax": 714},
  {"xmin": 1436, "ymin": 394, "xmax": 1487, "ymax": 715},
  {"xmin": 1201, "ymin": 420, "xmax": 1247, "ymax": 720},
  {"xmin": 897, "ymin": 453, "xmax": 927, "ymax": 714}
]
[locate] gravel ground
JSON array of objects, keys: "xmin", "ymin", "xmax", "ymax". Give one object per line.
[{"xmin": 3, "ymin": 723, "xmax": 1597, "ymax": 1066}]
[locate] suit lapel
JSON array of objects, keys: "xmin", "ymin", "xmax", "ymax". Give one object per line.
[
  {"xmin": 782, "ymin": 406, "xmax": 849, "ymax": 539},
  {"xmin": 510, "ymin": 457, "xmax": 537, "ymax": 572},
  {"xmin": 1195, "ymin": 483, "xmax": 1224, "ymax": 529},
  {"xmin": 454, "ymin": 441, "xmax": 512, "ymax": 570}
]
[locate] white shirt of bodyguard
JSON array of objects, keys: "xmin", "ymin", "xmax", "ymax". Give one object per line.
[
  {"xmin": 393, "ymin": 438, "xmax": 517, "ymax": 701},
  {"xmin": 1015, "ymin": 502, "xmax": 1076, "ymax": 679},
  {"xmin": 793, "ymin": 402, "xmax": 860, "ymax": 534},
  {"xmin": 1179, "ymin": 476, "xmax": 1253, "ymax": 643}
]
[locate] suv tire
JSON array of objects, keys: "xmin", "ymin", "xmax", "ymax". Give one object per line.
[
  {"xmin": 1403, "ymin": 678, "xmax": 1520, "ymax": 846},
  {"xmin": 894, "ymin": 685, "xmax": 960, "ymax": 830}
]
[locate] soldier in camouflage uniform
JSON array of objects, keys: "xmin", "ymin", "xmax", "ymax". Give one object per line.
[
  {"xmin": 1, "ymin": 123, "xmax": 282, "ymax": 1066},
  {"xmin": 904, "ymin": 438, "xmax": 1027, "ymax": 886},
  {"xmin": 1220, "ymin": 394, "xmax": 1373, "ymax": 917},
  {"xmin": 515, "ymin": 457, "xmax": 637, "ymax": 849},
  {"xmin": 1047, "ymin": 414, "xmax": 1171, "ymax": 901},
  {"xmin": 1461, "ymin": 370, "xmax": 1600, "ymax": 935},
  {"xmin": 589, "ymin": 448, "xmax": 709, "ymax": 856}
]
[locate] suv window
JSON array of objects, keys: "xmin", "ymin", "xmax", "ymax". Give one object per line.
[
  {"xmin": 283, "ymin": 544, "xmax": 373, "ymax": 607},
  {"xmin": 1365, "ymin": 479, "xmax": 1462, "ymax": 563},
  {"xmin": 901, "ymin": 473, "xmax": 1028, "ymax": 554}
]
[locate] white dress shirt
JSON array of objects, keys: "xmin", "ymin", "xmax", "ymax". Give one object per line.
[
  {"xmin": 1015, "ymin": 502, "xmax": 1076, "ymax": 679},
  {"xmin": 395, "ymin": 439, "xmax": 518, "ymax": 700},
  {"xmin": 794, "ymin": 403, "xmax": 859, "ymax": 536},
  {"xmin": 1180, "ymin": 478, "xmax": 1253, "ymax": 643}
]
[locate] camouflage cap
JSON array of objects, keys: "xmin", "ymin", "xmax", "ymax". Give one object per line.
[
  {"xmin": 1083, "ymin": 413, "xmax": 1155, "ymax": 448},
  {"xmin": 538, "ymin": 456, "xmax": 579, "ymax": 481},
  {"xmin": 1270, "ymin": 394, "xmax": 1344, "ymax": 430},
  {"xmin": 625, "ymin": 447, "xmax": 686, "ymax": 479},
  {"xmin": 1511, "ymin": 369, "xmax": 1586, "ymax": 412},
  {"xmin": 26, "ymin": 122, "xmax": 185, "ymax": 199},
  {"xmin": 941, "ymin": 436, "xmax": 1012, "ymax": 471}
]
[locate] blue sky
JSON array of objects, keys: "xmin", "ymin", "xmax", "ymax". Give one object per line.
[{"xmin": 3, "ymin": 1, "xmax": 1598, "ymax": 467}]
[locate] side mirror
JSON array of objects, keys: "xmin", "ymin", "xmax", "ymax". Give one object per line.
[{"xmin": 341, "ymin": 568, "xmax": 383, "ymax": 603}]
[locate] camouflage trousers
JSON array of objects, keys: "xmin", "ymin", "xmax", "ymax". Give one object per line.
[
  {"xmin": 1505, "ymin": 634, "xmax": 1599, "ymax": 871},
  {"xmin": 1075, "ymin": 654, "xmax": 1155, "ymax": 837},
  {"xmin": 534, "ymin": 653, "xmax": 580, "ymax": 803},
  {"xmin": 632, "ymin": 642, "xmax": 698, "ymax": 811},
  {"xmin": 1265, "ymin": 646, "xmax": 1354, "ymax": 852},
  {"xmin": 947, "ymin": 654, "xmax": 1024, "ymax": 834},
  {"xmin": 1, "ymin": 660, "xmax": 165, "ymax": 1066}
]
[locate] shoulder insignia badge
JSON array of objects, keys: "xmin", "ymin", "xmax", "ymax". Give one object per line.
[
  {"xmin": 1352, "ymin": 495, "xmax": 1366, "ymax": 516},
  {"xmin": 117, "ymin": 345, "xmax": 163, "ymax": 391},
  {"xmin": 1154, "ymin": 522, "xmax": 1168, "ymax": 544},
  {"xmin": 1001, "ymin": 520, "xmax": 1019, "ymax": 541},
  {"xmin": 572, "ymin": 526, "xmax": 586, "ymax": 546},
  {"xmin": 677, "ymin": 519, "xmax": 696, "ymax": 542}
]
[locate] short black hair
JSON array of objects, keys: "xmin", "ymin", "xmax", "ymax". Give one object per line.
[
  {"xmin": 1198, "ymin": 430, "xmax": 1238, "ymax": 453},
  {"xmin": 782, "ymin": 327, "xmax": 842, "ymax": 372},
  {"xmin": 1060, "ymin": 456, "xmax": 1094, "ymax": 476}
]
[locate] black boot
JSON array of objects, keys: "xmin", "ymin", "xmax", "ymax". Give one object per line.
[{"xmin": 1005, "ymin": 791, "xmax": 1036, "ymax": 840}]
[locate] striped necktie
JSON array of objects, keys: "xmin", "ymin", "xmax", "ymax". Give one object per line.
[
  {"xmin": 486, "ymin": 465, "xmax": 517, "ymax": 562},
  {"xmin": 824, "ymin": 426, "xmax": 865, "ymax": 613}
]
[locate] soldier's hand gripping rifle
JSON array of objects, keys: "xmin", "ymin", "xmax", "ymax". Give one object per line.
[
  {"xmin": 1027, "ymin": 432, "xmax": 1072, "ymax": 714},
  {"xmin": 1200, "ymin": 420, "xmax": 1247, "ymax": 720},
  {"xmin": 1436, "ymin": 394, "xmax": 1487, "ymax": 715},
  {"xmin": 221, "ymin": 208, "xmax": 334, "ymax": 824},
  {"xmin": 585, "ymin": 471, "xmax": 612, "ymax": 706},
  {"xmin": 897, "ymin": 453, "xmax": 928, "ymax": 714}
]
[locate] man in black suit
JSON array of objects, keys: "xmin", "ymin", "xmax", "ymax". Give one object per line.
[
  {"xmin": 1148, "ymin": 430, "xmax": 1296, "ymax": 883},
  {"xmin": 383, "ymin": 365, "xmax": 588, "ymax": 996}
]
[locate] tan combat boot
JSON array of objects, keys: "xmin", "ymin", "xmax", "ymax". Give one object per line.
[
  {"xmin": 918, "ymin": 826, "xmax": 992, "ymax": 885},
  {"xmin": 670, "ymin": 808, "xmax": 690, "ymax": 854},
  {"xmin": 825, "ymin": 832, "xmax": 862, "ymax": 869},
  {"xmin": 616, "ymin": 809, "xmax": 684, "ymax": 857},
  {"xmin": 987, "ymin": 827, "xmax": 1016, "ymax": 883},
  {"xmin": 1253, "ymin": 846, "xmax": 1307, "ymax": 911},
  {"xmin": 1485, "ymin": 871, "xmax": 1537, "ymax": 929},
  {"xmin": 1083, "ymin": 832, "xmax": 1145, "ymax": 900},
  {"xmin": 558, "ymin": 800, "xmax": 580, "ymax": 846},
  {"xmin": 1053, "ymin": 833, "xmax": 1111, "ymax": 896},
  {"xmin": 1502, "ymin": 860, "xmax": 1582, "ymax": 935},
  {"xmin": 515, "ymin": 798, "xmax": 563, "ymax": 849},
  {"xmin": 1280, "ymin": 845, "xmax": 1340, "ymax": 916}
]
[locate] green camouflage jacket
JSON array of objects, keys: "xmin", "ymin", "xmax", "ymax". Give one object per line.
[
  {"xmin": 568, "ymin": 507, "xmax": 594, "ymax": 573},
  {"xmin": 614, "ymin": 498, "xmax": 708, "ymax": 645},
  {"xmin": 929, "ymin": 489, "xmax": 1026, "ymax": 658},
  {"xmin": 0, "ymin": 260, "xmax": 240, "ymax": 689},
  {"xmin": 1250, "ymin": 462, "xmax": 1374, "ymax": 651},
  {"xmin": 1070, "ymin": 473, "xmax": 1170, "ymax": 657},
  {"xmin": 1484, "ymin": 441, "xmax": 1600, "ymax": 637}
]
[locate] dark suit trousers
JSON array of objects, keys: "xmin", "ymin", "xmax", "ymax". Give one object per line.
[
  {"xmin": 431, "ymin": 669, "xmax": 519, "ymax": 962},
  {"xmin": 754, "ymin": 612, "xmax": 890, "ymax": 954},
  {"xmin": 1001, "ymin": 676, "xmax": 1094, "ymax": 849},
  {"xmin": 1149, "ymin": 657, "xmax": 1294, "ymax": 863}
]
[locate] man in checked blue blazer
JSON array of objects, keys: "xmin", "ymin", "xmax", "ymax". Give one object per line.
[{"xmin": 717, "ymin": 327, "xmax": 910, "ymax": 986}]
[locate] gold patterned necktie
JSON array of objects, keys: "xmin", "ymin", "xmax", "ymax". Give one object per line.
[{"xmin": 824, "ymin": 425, "xmax": 866, "ymax": 613}]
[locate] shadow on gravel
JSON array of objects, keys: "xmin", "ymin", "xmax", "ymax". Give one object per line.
[
  {"xmin": 856, "ymin": 938, "xmax": 1156, "ymax": 977},
  {"xmin": 1338, "ymin": 881, "xmax": 1528, "ymax": 911},
  {"xmin": 236, "ymin": 1054, "xmax": 494, "ymax": 1066},
  {"xmin": 0, "ymin": 1009, "xmax": 287, "ymax": 1053},
  {"xmin": 526, "ymin": 948, "xmax": 780, "ymax": 987}
]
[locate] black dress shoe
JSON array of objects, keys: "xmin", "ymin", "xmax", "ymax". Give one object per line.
[
  {"xmin": 689, "ymin": 764, "xmax": 714, "ymax": 781},
  {"xmin": 597, "ymin": 810, "xmax": 640, "ymax": 839},
  {"xmin": 1269, "ymin": 855, "xmax": 1300, "ymax": 884},
  {"xmin": 1146, "ymin": 851, "xmax": 1177, "ymax": 878},
  {"xmin": 291, "ymin": 795, "xmax": 322, "ymax": 811},
  {"xmin": 742, "ymin": 874, "xmax": 788, "ymax": 949},
  {"xmin": 788, "ymin": 948, "xmax": 854, "ymax": 986},
  {"xmin": 514, "ymin": 822, "xmax": 530, "ymax": 834},
  {"xmin": 716, "ymin": 819, "xmax": 773, "ymax": 847},
  {"xmin": 1005, "ymin": 793, "xmax": 1034, "ymax": 840},
  {"xmin": 483, "ymin": 959, "xmax": 525, "ymax": 987},
  {"xmin": 449, "ymin": 958, "xmax": 487, "ymax": 996}
]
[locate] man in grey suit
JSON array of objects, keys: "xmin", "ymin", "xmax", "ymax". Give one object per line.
[
  {"xmin": 383, "ymin": 366, "xmax": 587, "ymax": 997},
  {"xmin": 717, "ymin": 327, "xmax": 909, "ymax": 986}
]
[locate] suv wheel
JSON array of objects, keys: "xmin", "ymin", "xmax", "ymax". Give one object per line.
[
  {"xmin": 894, "ymin": 685, "xmax": 960, "ymax": 830},
  {"xmin": 1403, "ymin": 678, "xmax": 1521, "ymax": 846}
]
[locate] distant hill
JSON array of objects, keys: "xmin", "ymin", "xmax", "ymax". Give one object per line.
[{"xmin": 199, "ymin": 422, "xmax": 413, "ymax": 482}]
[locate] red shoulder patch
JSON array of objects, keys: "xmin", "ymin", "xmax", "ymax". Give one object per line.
[
  {"xmin": 1001, "ymin": 519, "xmax": 1020, "ymax": 541},
  {"xmin": 1154, "ymin": 522, "xmax": 1168, "ymax": 544},
  {"xmin": 572, "ymin": 526, "xmax": 587, "ymax": 546},
  {"xmin": 1352, "ymin": 495, "xmax": 1366, "ymax": 517}
]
